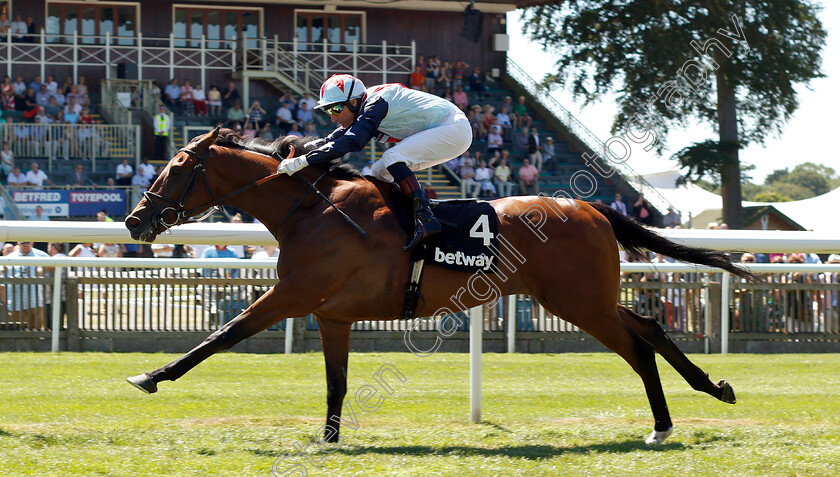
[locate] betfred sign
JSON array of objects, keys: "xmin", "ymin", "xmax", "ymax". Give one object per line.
[{"xmin": 11, "ymin": 189, "xmax": 126, "ymax": 217}]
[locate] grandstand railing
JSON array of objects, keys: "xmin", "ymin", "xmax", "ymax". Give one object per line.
[
  {"xmin": 505, "ymin": 58, "xmax": 675, "ymax": 214},
  {"xmin": 1, "ymin": 123, "xmax": 140, "ymax": 170}
]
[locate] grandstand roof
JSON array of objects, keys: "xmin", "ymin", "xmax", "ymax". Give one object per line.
[{"xmin": 224, "ymin": 0, "xmax": 548, "ymax": 14}]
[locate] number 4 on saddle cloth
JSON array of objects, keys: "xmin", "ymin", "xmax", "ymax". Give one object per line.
[{"xmin": 392, "ymin": 197, "xmax": 500, "ymax": 319}]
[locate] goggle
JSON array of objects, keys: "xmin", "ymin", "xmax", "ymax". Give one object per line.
[{"xmin": 325, "ymin": 103, "xmax": 345, "ymax": 116}]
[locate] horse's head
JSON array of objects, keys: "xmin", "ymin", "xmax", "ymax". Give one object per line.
[{"xmin": 125, "ymin": 127, "xmax": 220, "ymax": 242}]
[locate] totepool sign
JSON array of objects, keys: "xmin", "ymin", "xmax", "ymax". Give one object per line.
[{"xmin": 11, "ymin": 189, "xmax": 126, "ymax": 217}]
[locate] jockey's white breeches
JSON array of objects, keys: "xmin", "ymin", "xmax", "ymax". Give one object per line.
[{"xmin": 370, "ymin": 109, "xmax": 472, "ymax": 182}]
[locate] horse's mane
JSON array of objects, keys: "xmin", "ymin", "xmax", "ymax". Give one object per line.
[{"xmin": 213, "ymin": 128, "xmax": 363, "ymax": 180}]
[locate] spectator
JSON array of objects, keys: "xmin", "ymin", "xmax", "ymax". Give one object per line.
[
  {"xmin": 180, "ymin": 79, "xmax": 195, "ymax": 115},
  {"xmin": 150, "ymin": 243, "xmax": 175, "ymax": 258},
  {"xmin": 243, "ymin": 119, "xmax": 257, "ymax": 138},
  {"xmin": 137, "ymin": 157, "xmax": 156, "ymax": 183},
  {"xmin": 452, "ymin": 85, "xmax": 468, "ymax": 111},
  {"xmin": 496, "ymin": 105, "xmax": 513, "ymax": 141},
  {"xmin": 150, "ymin": 80, "xmax": 161, "ymax": 100},
  {"xmin": 409, "ymin": 65, "xmax": 424, "ymax": 91},
  {"xmin": 275, "ymin": 102, "xmax": 294, "ymax": 133},
  {"xmin": 258, "ymin": 123, "xmax": 274, "ymax": 141},
  {"xmin": 466, "ymin": 107, "xmax": 481, "ymax": 139},
  {"xmin": 287, "ymin": 123, "xmax": 303, "ymax": 137},
  {"xmin": 475, "ymin": 160, "xmax": 496, "ymax": 197},
  {"xmin": 442, "ymin": 87, "xmax": 453, "ymax": 103},
  {"xmin": 153, "ymin": 106, "xmax": 171, "ymax": 162},
  {"xmin": 494, "ymin": 156, "xmax": 514, "ymax": 197},
  {"xmin": 632, "ymin": 193, "xmax": 653, "ymax": 226},
  {"xmin": 437, "ymin": 60, "xmax": 452, "ymax": 95},
  {"xmin": 44, "ymin": 75, "xmax": 58, "ymax": 96},
  {"xmin": 663, "ymin": 206, "xmax": 681, "ymax": 228},
  {"xmin": 29, "ymin": 205, "xmax": 49, "ymax": 221},
  {"xmin": 486, "ymin": 125, "xmax": 504, "ymax": 155},
  {"xmin": 28, "ymin": 75, "xmax": 42, "ymax": 92},
  {"xmin": 98, "ymin": 242, "xmax": 122, "ymax": 258},
  {"xmin": 78, "ymin": 107, "xmax": 93, "ymax": 125},
  {"xmin": 10, "ymin": 15, "xmax": 25, "ymax": 42},
  {"xmin": 12, "ymin": 75, "xmax": 25, "ymax": 109},
  {"xmin": 221, "ymin": 81, "xmax": 240, "ymax": 108},
  {"xmin": 424, "ymin": 55, "xmax": 439, "ymax": 93},
  {"xmin": 226, "ymin": 102, "xmax": 246, "ymax": 127},
  {"xmin": 528, "ymin": 128, "xmax": 543, "ymax": 172},
  {"xmin": 610, "ymin": 193, "xmax": 628, "ymax": 216},
  {"xmin": 361, "ymin": 160, "xmax": 373, "ymax": 176},
  {"xmin": 7, "ymin": 165, "xmax": 25, "ymax": 187},
  {"xmin": 0, "ymin": 141, "xmax": 13, "ymax": 176},
  {"xmin": 116, "ymin": 158, "xmax": 133, "ymax": 186},
  {"xmin": 26, "ymin": 162, "xmax": 53, "ymax": 189},
  {"xmin": 513, "ymin": 96, "xmax": 532, "ymax": 130},
  {"xmin": 192, "ymin": 83, "xmax": 207, "ymax": 116},
  {"xmin": 423, "ymin": 182, "xmax": 438, "ymax": 199},
  {"xmin": 21, "ymin": 87, "xmax": 37, "ymax": 118},
  {"xmin": 70, "ymin": 164, "xmax": 93, "ymax": 186},
  {"xmin": 97, "ymin": 209, "xmax": 114, "ymax": 222},
  {"xmin": 24, "ymin": 16, "xmax": 38, "ymax": 44},
  {"xmin": 514, "ymin": 127, "xmax": 529, "ymax": 150},
  {"xmin": 5, "ymin": 241, "xmax": 49, "ymax": 330},
  {"xmin": 518, "ymin": 158, "xmax": 539, "ymax": 195},
  {"xmin": 251, "ymin": 245, "xmax": 279, "ymax": 259},
  {"xmin": 164, "ymin": 78, "xmax": 181, "ymax": 113},
  {"xmin": 0, "ymin": 13, "xmax": 9, "ymax": 42},
  {"xmin": 35, "ymin": 84, "xmax": 51, "ymax": 108},
  {"xmin": 207, "ymin": 84, "xmax": 222, "ymax": 116},
  {"xmin": 131, "ymin": 169, "xmax": 150, "ymax": 189},
  {"xmin": 459, "ymin": 158, "xmax": 480, "ymax": 198},
  {"xmin": 76, "ymin": 76, "xmax": 90, "ymax": 106},
  {"xmin": 451, "ymin": 60, "xmax": 469, "ymax": 89},
  {"xmin": 201, "ymin": 245, "xmax": 240, "ymax": 278},
  {"xmin": 304, "ymin": 123, "xmax": 319, "ymax": 138},
  {"xmin": 64, "ymin": 95, "xmax": 82, "ymax": 116},
  {"xmin": 247, "ymin": 100, "xmax": 267, "ymax": 129},
  {"xmin": 541, "ymin": 136, "xmax": 557, "ymax": 175},
  {"xmin": 296, "ymin": 101, "xmax": 313, "ymax": 127},
  {"xmin": 68, "ymin": 242, "xmax": 97, "ymax": 257},
  {"xmin": 298, "ymin": 92, "xmax": 316, "ymax": 111},
  {"xmin": 45, "ymin": 96, "xmax": 60, "ymax": 118},
  {"xmin": 60, "ymin": 76, "xmax": 73, "ymax": 96},
  {"xmin": 468, "ymin": 67, "xmax": 486, "ymax": 101}
]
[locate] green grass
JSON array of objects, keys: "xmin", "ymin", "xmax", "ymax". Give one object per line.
[{"xmin": 1, "ymin": 352, "xmax": 839, "ymax": 476}]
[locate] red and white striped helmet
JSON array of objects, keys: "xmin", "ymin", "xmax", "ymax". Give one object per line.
[{"xmin": 316, "ymin": 74, "xmax": 366, "ymax": 110}]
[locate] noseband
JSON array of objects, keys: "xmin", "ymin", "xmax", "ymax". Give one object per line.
[{"xmin": 141, "ymin": 147, "xmax": 220, "ymax": 232}]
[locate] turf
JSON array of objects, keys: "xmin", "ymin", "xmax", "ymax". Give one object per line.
[{"xmin": 0, "ymin": 351, "xmax": 839, "ymax": 476}]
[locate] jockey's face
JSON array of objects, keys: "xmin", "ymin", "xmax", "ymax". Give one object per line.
[{"xmin": 330, "ymin": 99, "xmax": 358, "ymax": 129}]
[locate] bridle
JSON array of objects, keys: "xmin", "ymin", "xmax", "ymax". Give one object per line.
[{"xmin": 138, "ymin": 145, "xmax": 368, "ymax": 239}]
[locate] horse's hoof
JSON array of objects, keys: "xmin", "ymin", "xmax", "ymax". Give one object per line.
[
  {"xmin": 718, "ymin": 379, "xmax": 736, "ymax": 404},
  {"xmin": 645, "ymin": 426, "xmax": 673, "ymax": 445},
  {"xmin": 127, "ymin": 374, "xmax": 158, "ymax": 394}
]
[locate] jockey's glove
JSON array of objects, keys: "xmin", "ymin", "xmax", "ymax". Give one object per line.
[{"xmin": 278, "ymin": 156, "xmax": 309, "ymax": 175}]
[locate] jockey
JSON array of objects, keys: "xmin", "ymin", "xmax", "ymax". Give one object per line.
[{"xmin": 277, "ymin": 74, "xmax": 472, "ymax": 250}]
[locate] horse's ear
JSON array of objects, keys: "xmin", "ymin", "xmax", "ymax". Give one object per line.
[{"xmin": 195, "ymin": 127, "xmax": 220, "ymax": 152}]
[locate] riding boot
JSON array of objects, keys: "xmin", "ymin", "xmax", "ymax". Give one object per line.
[{"xmin": 397, "ymin": 175, "xmax": 441, "ymax": 250}]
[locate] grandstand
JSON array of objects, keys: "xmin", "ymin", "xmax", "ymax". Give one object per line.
[{"xmin": 0, "ymin": 0, "xmax": 668, "ymax": 224}]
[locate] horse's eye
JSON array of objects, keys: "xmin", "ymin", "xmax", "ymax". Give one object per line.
[{"xmin": 171, "ymin": 166, "xmax": 181, "ymax": 176}]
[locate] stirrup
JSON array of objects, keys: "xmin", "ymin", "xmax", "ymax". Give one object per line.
[{"xmin": 404, "ymin": 219, "xmax": 441, "ymax": 251}]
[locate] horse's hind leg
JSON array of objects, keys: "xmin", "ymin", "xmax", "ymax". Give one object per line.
[
  {"xmin": 540, "ymin": 301, "xmax": 674, "ymax": 444},
  {"xmin": 315, "ymin": 316, "xmax": 352, "ymax": 444},
  {"xmin": 617, "ymin": 304, "xmax": 736, "ymax": 404}
]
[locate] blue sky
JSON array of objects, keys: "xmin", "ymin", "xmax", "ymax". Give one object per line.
[{"xmin": 506, "ymin": 2, "xmax": 840, "ymax": 183}]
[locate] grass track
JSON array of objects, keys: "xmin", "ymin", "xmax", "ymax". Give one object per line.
[{"xmin": 1, "ymin": 352, "xmax": 839, "ymax": 476}]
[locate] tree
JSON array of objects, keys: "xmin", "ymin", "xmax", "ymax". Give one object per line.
[{"xmin": 522, "ymin": 1, "xmax": 826, "ymax": 228}]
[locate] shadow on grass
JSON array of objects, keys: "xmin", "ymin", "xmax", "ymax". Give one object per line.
[{"xmin": 336, "ymin": 440, "xmax": 685, "ymax": 459}]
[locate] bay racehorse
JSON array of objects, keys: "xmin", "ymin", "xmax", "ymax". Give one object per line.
[{"xmin": 125, "ymin": 127, "xmax": 753, "ymax": 445}]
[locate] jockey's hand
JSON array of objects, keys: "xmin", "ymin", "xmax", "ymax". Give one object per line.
[{"xmin": 277, "ymin": 156, "xmax": 309, "ymax": 176}]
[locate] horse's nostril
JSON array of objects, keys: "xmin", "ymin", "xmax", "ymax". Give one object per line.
[{"xmin": 125, "ymin": 216, "xmax": 141, "ymax": 229}]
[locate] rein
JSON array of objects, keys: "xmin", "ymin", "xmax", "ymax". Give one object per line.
[{"xmin": 144, "ymin": 146, "xmax": 368, "ymax": 239}]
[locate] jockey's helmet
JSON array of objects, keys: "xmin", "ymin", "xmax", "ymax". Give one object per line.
[{"xmin": 316, "ymin": 74, "xmax": 366, "ymax": 111}]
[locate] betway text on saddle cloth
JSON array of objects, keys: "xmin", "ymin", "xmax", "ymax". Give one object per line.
[{"xmin": 433, "ymin": 247, "xmax": 494, "ymax": 271}]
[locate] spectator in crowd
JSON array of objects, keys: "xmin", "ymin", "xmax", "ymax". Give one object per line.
[
  {"xmin": 64, "ymin": 95, "xmax": 81, "ymax": 116},
  {"xmin": 164, "ymin": 78, "xmax": 181, "ymax": 113},
  {"xmin": 496, "ymin": 105, "xmax": 513, "ymax": 141},
  {"xmin": 12, "ymin": 75, "xmax": 25, "ymax": 108},
  {"xmin": 518, "ymin": 157, "xmax": 539, "ymax": 195},
  {"xmin": 153, "ymin": 105, "xmax": 171, "ymax": 162},
  {"xmin": 192, "ymin": 83, "xmax": 207, "ymax": 116},
  {"xmin": 97, "ymin": 209, "xmax": 114, "ymax": 222},
  {"xmin": 423, "ymin": 181, "xmax": 438, "ymax": 199},
  {"xmin": 221, "ymin": 81, "xmax": 240, "ymax": 108},
  {"xmin": 298, "ymin": 92, "xmax": 316, "ymax": 111},
  {"xmin": 242, "ymin": 119, "xmax": 257, "ymax": 138},
  {"xmin": 29, "ymin": 205, "xmax": 49, "ymax": 221},
  {"xmin": 60, "ymin": 76, "xmax": 73, "ymax": 96},
  {"xmin": 10, "ymin": 15, "xmax": 25, "ymax": 42},
  {"xmin": 28, "ymin": 75, "xmax": 42, "ymax": 92},
  {"xmin": 70, "ymin": 164, "xmax": 93, "ymax": 186},
  {"xmin": 226, "ymin": 102, "xmax": 246, "ymax": 127},
  {"xmin": 45, "ymin": 96, "xmax": 60, "ymax": 118},
  {"xmin": 79, "ymin": 107, "xmax": 94, "ymax": 125},
  {"xmin": 207, "ymin": 84, "xmax": 222, "ymax": 116},
  {"xmin": 68, "ymin": 242, "xmax": 97, "ymax": 257},
  {"xmin": 34, "ymin": 106, "xmax": 51, "ymax": 125},
  {"xmin": 361, "ymin": 160, "xmax": 373, "ymax": 176},
  {"xmin": 514, "ymin": 126, "xmax": 529, "ymax": 150},
  {"xmin": 0, "ymin": 75, "xmax": 14, "ymax": 110},
  {"xmin": 632, "ymin": 193, "xmax": 654, "ymax": 226},
  {"xmin": 180, "ymin": 79, "xmax": 196, "ymax": 115},
  {"xmin": 610, "ymin": 193, "xmax": 628, "ymax": 216},
  {"xmin": 663, "ymin": 206, "xmax": 681, "ymax": 228},
  {"xmin": 528, "ymin": 128, "xmax": 543, "ymax": 172},
  {"xmin": 494, "ymin": 156, "xmax": 514, "ymax": 197},
  {"xmin": 409, "ymin": 65, "xmax": 424, "ymax": 91},
  {"xmin": 442, "ymin": 86, "xmax": 453, "ymax": 103},
  {"xmin": 296, "ymin": 101, "xmax": 313, "ymax": 127},
  {"xmin": 452, "ymin": 85, "xmax": 468, "ymax": 112},
  {"xmin": 0, "ymin": 14, "xmax": 9, "ymax": 43},
  {"xmin": 5, "ymin": 241, "xmax": 49, "ymax": 330},
  {"xmin": 481, "ymin": 104, "xmax": 496, "ymax": 137},
  {"xmin": 150, "ymin": 80, "xmax": 161, "ymax": 100},
  {"xmin": 35, "ymin": 84, "xmax": 51, "ymax": 108},
  {"xmin": 7, "ymin": 165, "xmax": 25, "ymax": 187},
  {"xmin": 459, "ymin": 158, "xmax": 480, "ymax": 198},
  {"xmin": 466, "ymin": 107, "xmax": 481, "ymax": 139},
  {"xmin": 541, "ymin": 136, "xmax": 557, "ymax": 175},
  {"xmin": 513, "ymin": 96, "xmax": 532, "ymax": 130},
  {"xmin": 275, "ymin": 102, "xmax": 294, "ymax": 133},
  {"xmin": 137, "ymin": 156, "xmax": 155, "ymax": 183},
  {"xmin": 76, "ymin": 76, "xmax": 89, "ymax": 106},
  {"xmin": 251, "ymin": 245, "xmax": 279, "ymax": 259},
  {"xmin": 247, "ymin": 100, "xmax": 267, "ymax": 129},
  {"xmin": 424, "ymin": 55, "xmax": 439, "ymax": 93},
  {"xmin": 0, "ymin": 141, "xmax": 13, "ymax": 176},
  {"xmin": 437, "ymin": 60, "xmax": 452, "ymax": 95},
  {"xmin": 21, "ymin": 87, "xmax": 37, "ymax": 118},
  {"xmin": 44, "ymin": 75, "xmax": 58, "ymax": 96},
  {"xmin": 258, "ymin": 123, "xmax": 274, "ymax": 141},
  {"xmin": 116, "ymin": 158, "xmax": 133, "ymax": 186},
  {"xmin": 26, "ymin": 162, "xmax": 53, "ymax": 188},
  {"xmin": 98, "ymin": 241, "xmax": 122, "ymax": 258},
  {"xmin": 416, "ymin": 54, "xmax": 426, "ymax": 76},
  {"xmin": 475, "ymin": 159, "xmax": 496, "ymax": 197},
  {"xmin": 131, "ymin": 169, "xmax": 150, "ymax": 189},
  {"xmin": 24, "ymin": 17, "xmax": 38, "ymax": 43},
  {"xmin": 150, "ymin": 243, "xmax": 175, "ymax": 258},
  {"xmin": 202, "ymin": 244, "xmax": 240, "ymax": 278},
  {"xmin": 122, "ymin": 242, "xmax": 139, "ymax": 258},
  {"xmin": 451, "ymin": 60, "xmax": 468, "ymax": 89},
  {"xmin": 486, "ymin": 125, "xmax": 504, "ymax": 155},
  {"xmin": 304, "ymin": 123, "xmax": 319, "ymax": 138},
  {"xmin": 287, "ymin": 123, "xmax": 303, "ymax": 138},
  {"xmin": 468, "ymin": 67, "xmax": 486, "ymax": 101}
]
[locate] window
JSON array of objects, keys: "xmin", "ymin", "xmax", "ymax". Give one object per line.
[
  {"xmin": 46, "ymin": 2, "xmax": 138, "ymax": 45},
  {"xmin": 296, "ymin": 11, "xmax": 364, "ymax": 52},
  {"xmin": 173, "ymin": 7, "xmax": 261, "ymax": 49}
]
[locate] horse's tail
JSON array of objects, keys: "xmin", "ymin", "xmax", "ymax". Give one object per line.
[{"xmin": 589, "ymin": 202, "xmax": 756, "ymax": 281}]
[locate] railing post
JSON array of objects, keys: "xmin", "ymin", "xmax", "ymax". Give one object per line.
[
  {"xmin": 40, "ymin": 29, "xmax": 46, "ymax": 80},
  {"xmin": 381, "ymin": 40, "xmax": 387, "ymax": 83},
  {"xmin": 169, "ymin": 32, "xmax": 175, "ymax": 81},
  {"xmin": 703, "ymin": 273, "xmax": 711, "ymax": 354},
  {"xmin": 322, "ymin": 39, "xmax": 328, "ymax": 79},
  {"xmin": 292, "ymin": 35, "xmax": 299, "ymax": 82},
  {"xmin": 261, "ymin": 36, "xmax": 267, "ymax": 71},
  {"xmin": 51, "ymin": 266, "xmax": 63, "ymax": 352},
  {"xmin": 65, "ymin": 278, "xmax": 79, "ymax": 352},
  {"xmin": 469, "ymin": 305, "xmax": 482, "ymax": 423},
  {"xmin": 72, "ymin": 31, "xmax": 78, "ymax": 82},
  {"xmin": 137, "ymin": 32, "xmax": 143, "ymax": 79},
  {"xmin": 135, "ymin": 124, "xmax": 141, "ymax": 167},
  {"xmin": 105, "ymin": 32, "xmax": 111, "ymax": 79},
  {"xmin": 273, "ymin": 34, "xmax": 279, "ymax": 73},
  {"xmin": 353, "ymin": 41, "xmax": 358, "ymax": 77},
  {"xmin": 721, "ymin": 271, "xmax": 731, "ymax": 355},
  {"xmin": 6, "ymin": 26, "xmax": 11, "ymax": 78},
  {"xmin": 200, "ymin": 34, "xmax": 206, "ymax": 90},
  {"xmin": 284, "ymin": 317, "xmax": 294, "ymax": 354},
  {"xmin": 507, "ymin": 295, "xmax": 516, "ymax": 353}
]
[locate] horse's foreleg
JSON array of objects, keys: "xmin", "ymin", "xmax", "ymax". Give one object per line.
[
  {"xmin": 316, "ymin": 316, "xmax": 352, "ymax": 444},
  {"xmin": 127, "ymin": 283, "xmax": 310, "ymax": 393},
  {"xmin": 617, "ymin": 305, "xmax": 736, "ymax": 404}
]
